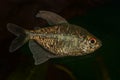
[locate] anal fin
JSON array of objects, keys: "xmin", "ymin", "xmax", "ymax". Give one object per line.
[{"xmin": 29, "ymin": 40, "xmax": 55, "ymax": 65}]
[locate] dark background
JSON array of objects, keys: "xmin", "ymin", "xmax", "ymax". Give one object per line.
[{"xmin": 0, "ymin": 0, "xmax": 120, "ymax": 80}]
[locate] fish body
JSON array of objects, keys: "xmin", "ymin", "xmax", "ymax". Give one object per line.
[
  {"xmin": 7, "ymin": 11, "xmax": 102, "ymax": 65},
  {"xmin": 29, "ymin": 23, "xmax": 101, "ymax": 56}
]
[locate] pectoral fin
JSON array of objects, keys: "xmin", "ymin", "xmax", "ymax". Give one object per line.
[
  {"xmin": 29, "ymin": 40, "xmax": 55, "ymax": 65},
  {"xmin": 36, "ymin": 11, "xmax": 68, "ymax": 25},
  {"xmin": 34, "ymin": 27, "xmax": 41, "ymax": 30}
]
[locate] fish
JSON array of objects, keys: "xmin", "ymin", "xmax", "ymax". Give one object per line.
[{"xmin": 7, "ymin": 11, "xmax": 102, "ymax": 65}]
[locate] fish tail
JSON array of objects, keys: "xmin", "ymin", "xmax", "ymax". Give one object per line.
[{"xmin": 7, "ymin": 23, "xmax": 29, "ymax": 52}]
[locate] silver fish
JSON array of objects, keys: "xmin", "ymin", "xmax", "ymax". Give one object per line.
[{"xmin": 7, "ymin": 11, "xmax": 102, "ymax": 65}]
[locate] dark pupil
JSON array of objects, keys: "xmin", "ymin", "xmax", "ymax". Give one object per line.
[{"xmin": 90, "ymin": 39, "xmax": 95, "ymax": 43}]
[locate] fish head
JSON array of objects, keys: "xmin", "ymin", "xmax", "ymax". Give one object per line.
[{"xmin": 81, "ymin": 34, "xmax": 102, "ymax": 54}]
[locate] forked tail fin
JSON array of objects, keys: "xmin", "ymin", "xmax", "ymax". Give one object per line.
[{"xmin": 7, "ymin": 23, "xmax": 29, "ymax": 52}]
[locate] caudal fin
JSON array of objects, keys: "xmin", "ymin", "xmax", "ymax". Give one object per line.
[{"xmin": 7, "ymin": 23, "xmax": 29, "ymax": 52}]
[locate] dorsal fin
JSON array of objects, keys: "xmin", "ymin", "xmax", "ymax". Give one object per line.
[{"xmin": 36, "ymin": 11, "xmax": 68, "ymax": 25}]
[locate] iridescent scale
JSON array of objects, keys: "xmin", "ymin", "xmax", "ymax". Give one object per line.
[{"xmin": 29, "ymin": 23, "xmax": 89, "ymax": 56}]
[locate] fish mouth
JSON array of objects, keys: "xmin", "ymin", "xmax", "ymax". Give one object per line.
[
  {"xmin": 96, "ymin": 39, "xmax": 102, "ymax": 49},
  {"xmin": 98, "ymin": 40, "xmax": 102, "ymax": 48},
  {"xmin": 95, "ymin": 42, "xmax": 102, "ymax": 51},
  {"xmin": 94, "ymin": 39, "xmax": 102, "ymax": 49},
  {"xmin": 89, "ymin": 42, "xmax": 102, "ymax": 54}
]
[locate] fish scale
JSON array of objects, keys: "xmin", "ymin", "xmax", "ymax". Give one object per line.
[{"xmin": 28, "ymin": 24, "xmax": 91, "ymax": 56}]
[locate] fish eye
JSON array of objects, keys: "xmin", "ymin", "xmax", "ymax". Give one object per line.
[{"xmin": 89, "ymin": 38, "xmax": 96, "ymax": 44}]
